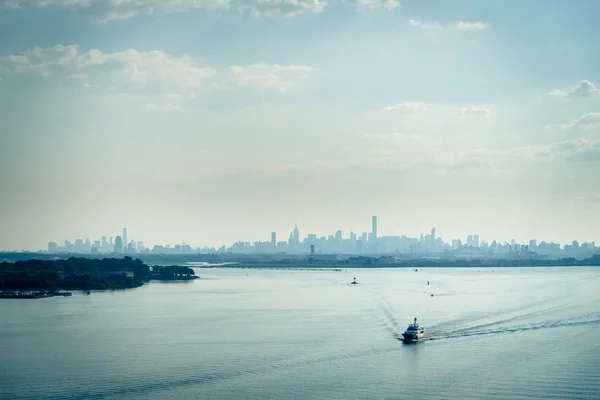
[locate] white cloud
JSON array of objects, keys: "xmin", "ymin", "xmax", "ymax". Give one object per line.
[
  {"xmin": 455, "ymin": 21, "xmax": 490, "ymax": 31},
  {"xmin": 561, "ymin": 112, "xmax": 600, "ymax": 132},
  {"xmin": 380, "ymin": 102, "xmax": 427, "ymax": 113},
  {"xmin": 407, "ymin": 20, "xmax": 490, "ymax": 34},
  {"xmin": 244, "ymin": 0, "xmax": 327, "ymax": 18},
  {"xmin": 407, "ymin": 19, "xmax": 441, "ymax": 30},
  {"xmin": 465, "ymin": 138, "xmax": 600, "ymax": 163},
  {"xmin": 345, "ymin": 0, "xmax": 399, "ymax": 11},
  {"xmin": 5, "ymin": 44, "xmax": 313, "ymax": 92},
  {"xmin": 226, "ymin": 63, "xmax": 313, "ymax": 92},
  {"xmin": 549, "ymin": 80, "xmax": 600, "ymax": 99},
  {"xmin": 4, "ymin": 0, "xmax": 329, "ymax": 21},
  {"xmin": 7, "ymin": 55, "xmax": 29, "ymax": 64},
  {"xmin": 458, "ymin": 106, "xmax": 490, "ymax": 118}
]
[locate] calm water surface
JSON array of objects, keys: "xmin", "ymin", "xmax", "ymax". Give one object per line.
[{"xmin": 1, "ymin": 267, "xmax": 599, "ymax": 399}]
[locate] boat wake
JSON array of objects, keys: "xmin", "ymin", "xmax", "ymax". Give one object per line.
[{"xmin": 423, "ymin": 317, "xmax": 600, "ymax": 342}]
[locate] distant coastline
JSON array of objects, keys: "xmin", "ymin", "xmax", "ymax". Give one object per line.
[
  {"xmin": 2, "ymin": 252, "xmax": 600, "ymax": 268},
  {"xmin": 0, "ymin": 257, "xmax": 199, "ymax": 294}
]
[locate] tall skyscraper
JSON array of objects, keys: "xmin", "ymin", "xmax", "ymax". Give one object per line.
[
  {"xmin": 271, "ymin": 232, "xmax": 276, "ymax": 248},
  {"xmin": 431, "ymin": 227, "xmax": 436, "ymax": 250},
  {"xmin": 114, "ymin": 236, "xmax": 123, "ymax": 253},
  {"xmin": 473, "ymin": 235, "xmax": 480, "ymax": 248},
  {"xmin": 48, "ymin": 241, "xmax": 58, "ymax": 253},
  {"xmin": 123, "ymin": 227, "xmax": 128, "ymax": 250},
  {"xmin": 293, "ymin": 224, "xmax": 300, "ymax": 244},
  {"xmin": 371, "ymin": 216, "xmax": 377, "ymax": 241}
]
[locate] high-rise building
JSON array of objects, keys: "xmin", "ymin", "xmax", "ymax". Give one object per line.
[
  {"xmin": 48, "ymin": 242, "xmax": 58, "ymax": 253},
  {"xmin": 114, "ymin": 236, "xmax": 123, "ymax": 253},
  {"xmin": 350, "ymin": 232, "xmax": 357, "ymax": 241},
  {"xmin": 271, "ymin": 232, "xmax": 276, "ymax": 247},
  {"xmin": 293, "ymin": 224, "xmax": 300, "ymax": 244},
  {"xmin": 431, "ymin": 227, "xmax": 436, "ymax": 250},
  {"xmin": 123, "ymin": 227, "xmax": 128, "ymax": 250},
  {"xmin": 371, "ymin": 216, "xmax": 377, "ymax": 241},
  {"xmin": 335, "ymin": 230, "xmax": 342, "ymax": 240},
  {"xmin": 473, "ymin": 235, "xmax": 480, "ymax": 248}
]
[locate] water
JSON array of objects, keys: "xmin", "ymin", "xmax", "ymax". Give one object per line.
[{"xmin": 1, "ymin": 267, "xmax": 599, "ymax": 400}]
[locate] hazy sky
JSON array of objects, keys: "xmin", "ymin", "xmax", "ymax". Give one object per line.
[{"xmin": 1, "ymin": 0, "xmax": 599, "ymax": 250}]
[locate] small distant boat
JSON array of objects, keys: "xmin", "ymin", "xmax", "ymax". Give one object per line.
[
  {"xmin": 86, "ymin": 291, "xmax": 91, "ymax": 295},
  {"xmin": 402, "ymin": 318, "xmax": 425, "ymax": 342},
  {"xmin": 351, "ymin": 277, "xmax": 358, "ymax": 285}
]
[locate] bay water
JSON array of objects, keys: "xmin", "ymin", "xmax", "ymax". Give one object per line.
[{"xmin": 1, "ymin": 267, "xmax": 599, "ymax": 399}]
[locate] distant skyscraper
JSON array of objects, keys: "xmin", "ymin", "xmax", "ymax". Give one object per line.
[
  {"xmin": 350, "ymin": 232, "xmax": 357, "ymax": 241},
  {"xmin": 114, "ymin": 236, "xmax": 123, "ymax": 253},
  {"xmin": 431, "ymin": 227, "xmax": 436, "ymax": 250},
  {"xmin": 293, "ymin": 224, "xmax": 300, "ymax": 244},
  {"xmin": 48, "ymin": 241, "xmax": 58, "ymax": 253},
  {"xmin": 473, "ymin": 235, "xmax": 480, "ymax": 248},
  {"xmin": 335, "ymin": 230, "xmax": 342, "ymax": 240},
  {"xmin": 371, "ymin": 216, "xmax": 377, "ymax": 241},
  {"xmin": 123, "ymin": 227, "xmax": 128, "ymax": 250},
  {"xmin": 271, "ymin": 232, "xmax": 277, "ymax": 247}
]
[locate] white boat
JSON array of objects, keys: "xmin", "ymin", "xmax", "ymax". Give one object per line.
[{"xmin": 401, "ymin": 318, "xmax": 425, "ymax": 342}]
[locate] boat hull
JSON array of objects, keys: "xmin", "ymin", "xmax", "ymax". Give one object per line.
[{"xmin": 402, "ymin": 333, "xmax": 424, "ymax": 342}]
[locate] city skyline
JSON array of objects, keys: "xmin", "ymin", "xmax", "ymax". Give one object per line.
[
  {"xmin": 37, "ymin": 216, "xmax": 597, "ymax": 257},
  {"xmin": 1, "ymin": 1, "xmax": 599, "ymax": 250}
]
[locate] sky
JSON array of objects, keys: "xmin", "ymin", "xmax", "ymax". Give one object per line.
[{"xmin": 1, "ymin": 0, "xmax": 599, "ymax": 250}]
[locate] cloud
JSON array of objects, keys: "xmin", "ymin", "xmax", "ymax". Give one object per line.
[
  {"xmin": 380, "ymin": 102, "xmax": 427, "ymax": 113},
  {"xmin": 407, "ymin": 19, "xmax": 441, "ymax": 31},
  {"xmin": 549, "ymin": 80, "xmax": 600, "ymax": 99},
  {"xmin": 244, "ymin": 0, "xmax": 327, "ymax": 18},
  {"xmin": 345, "ymin": 0, "xmax": 399, "ymax": 11},
  {"xmin": 3, "ymin": 0, "xmax": 328, "ymax": 21},
  {"xmin": 5, "ymin": 44, "xmax": 313, "ymax": 92},
  {"xmin": 227, "ymin": 63, "xmax": 313, "ymax": 92},
  {"xmin": 561, "ymin": 112, "xmax": 600, "ymax": 132},
  {"xmin": 407, "ymin": 20, "xmax": 490, "ymax": 34},
  {"xmin": 455, "ymin": 21, "xmax": 490, "ymax": 31},
  {"xmin": 458, "ymin": 106, "xmax": 490, "ymax": 118},
  {"xmin": 467, "ymin": 138, "xmax": 600, "ymax": 163}
]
